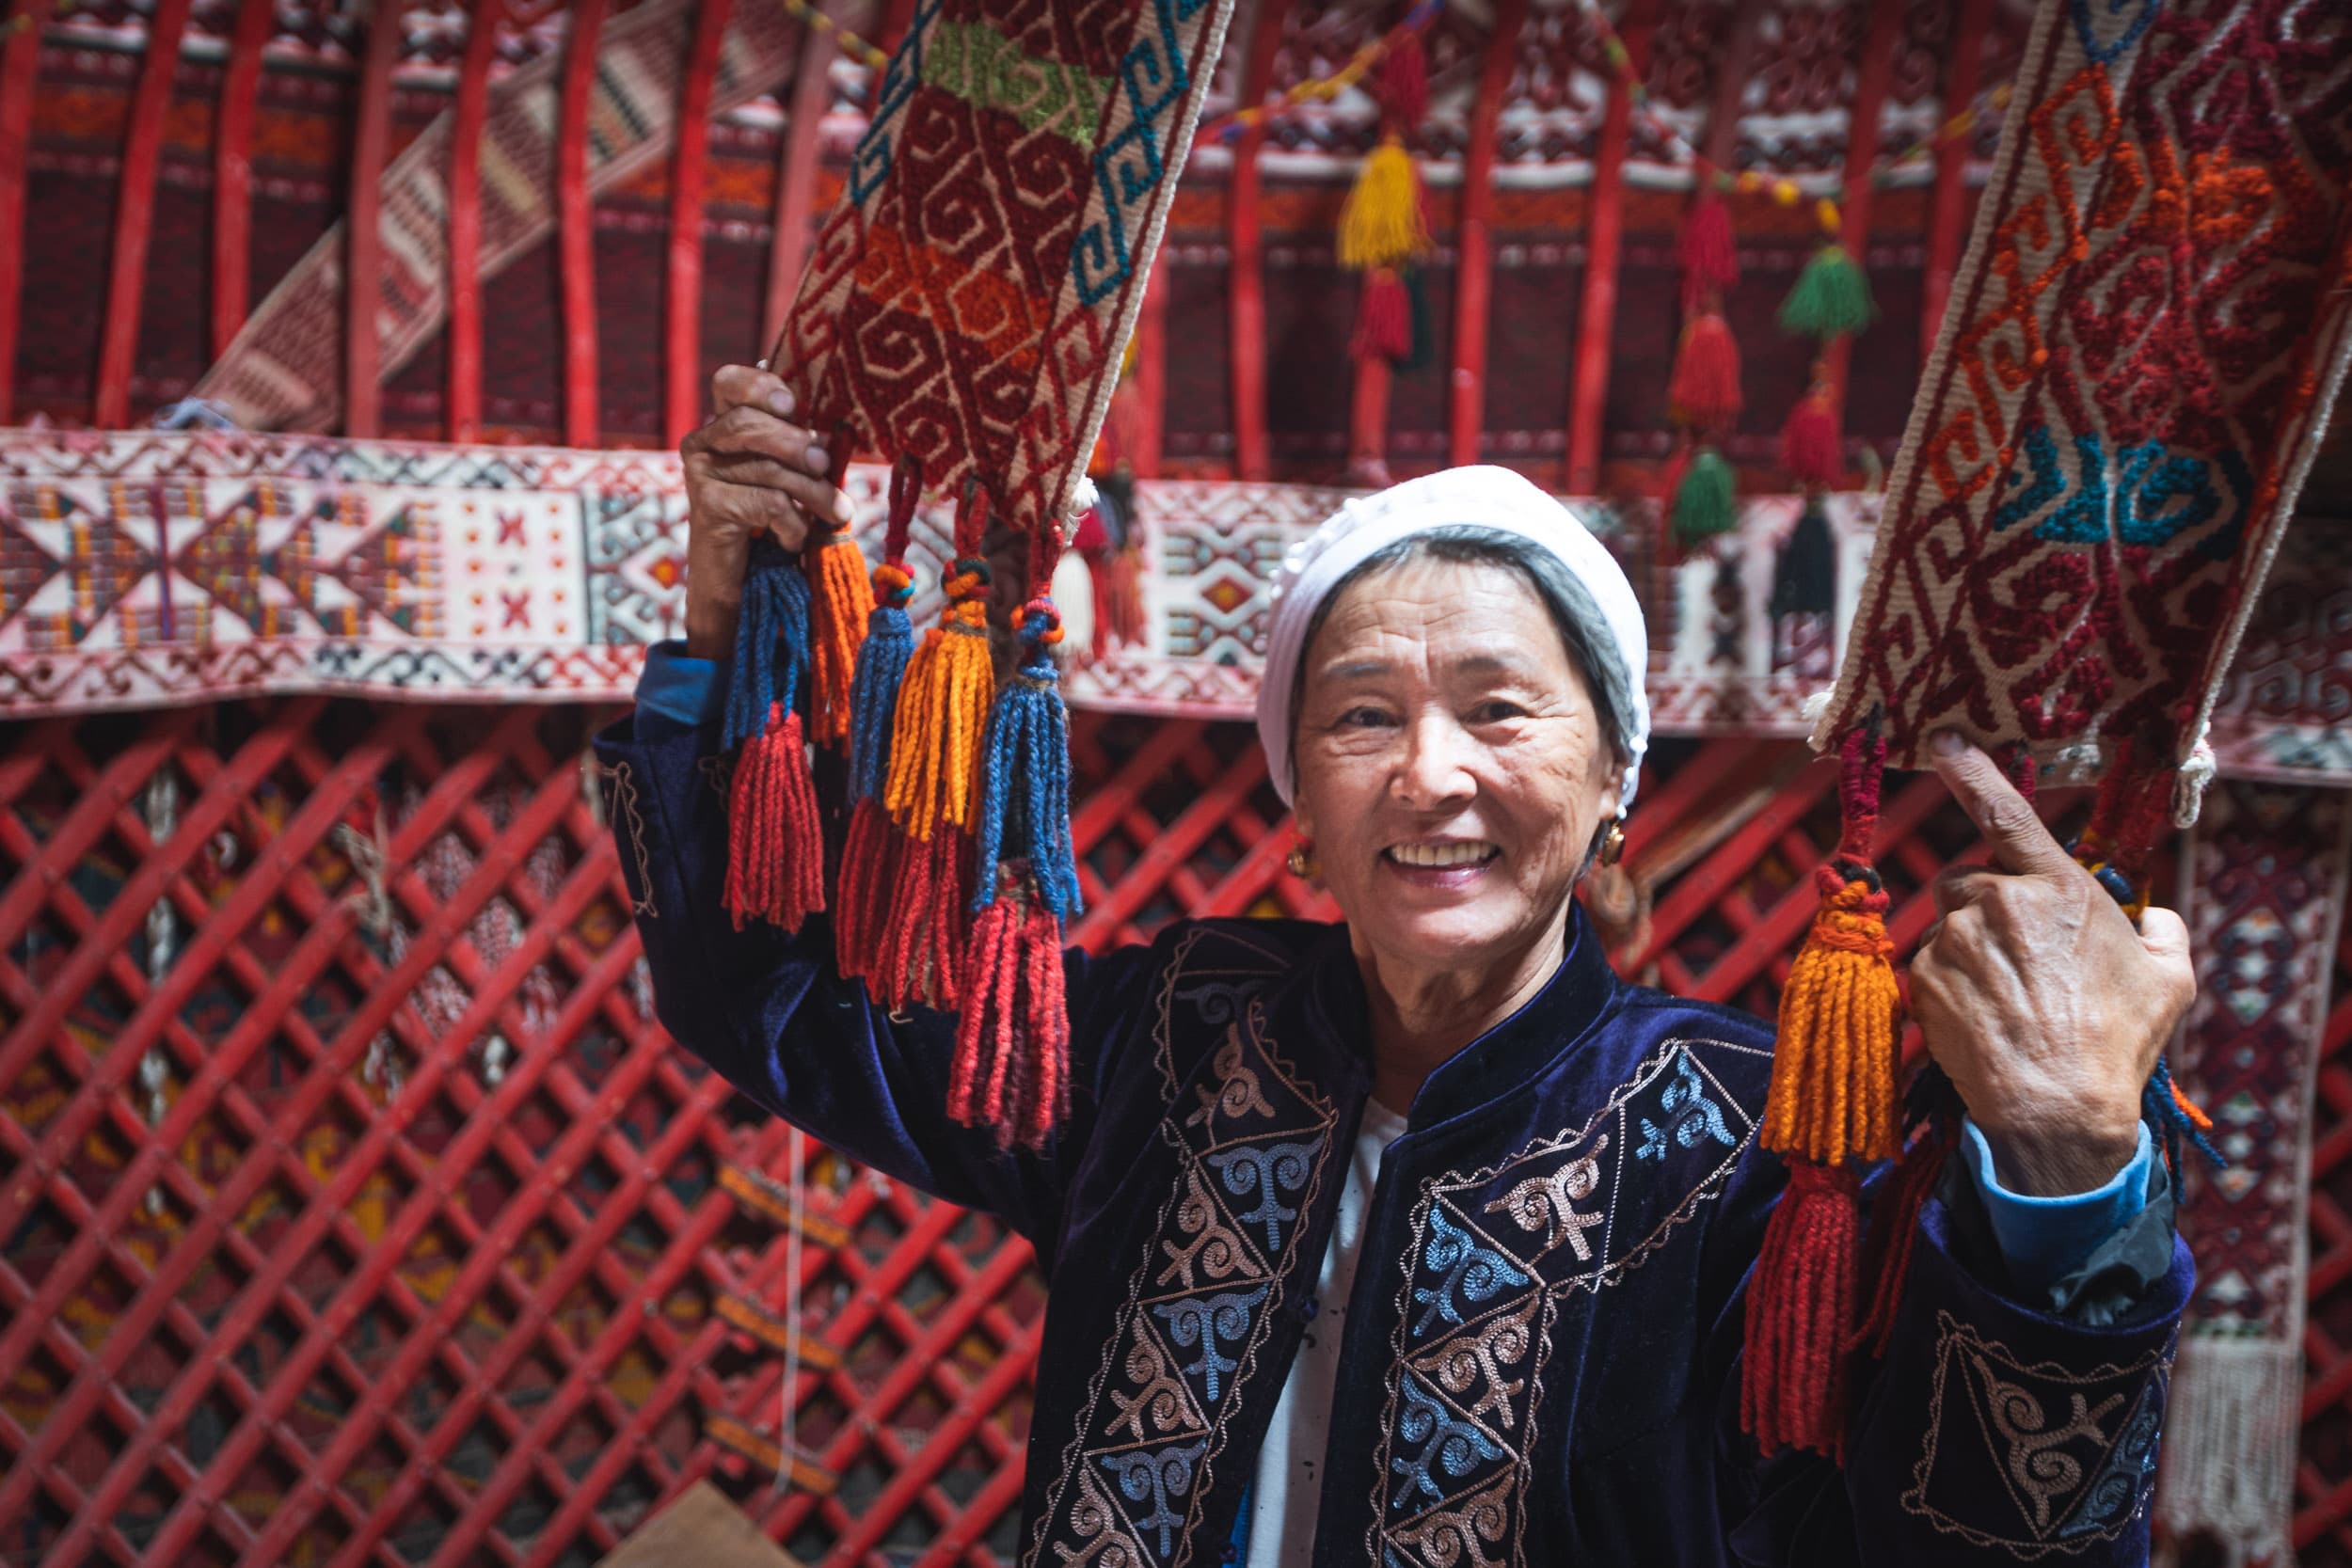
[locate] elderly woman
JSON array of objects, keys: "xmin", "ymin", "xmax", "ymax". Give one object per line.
[{"xmin": 597, "ymin": 365, "xmax": 2194, "ymax": 1565}]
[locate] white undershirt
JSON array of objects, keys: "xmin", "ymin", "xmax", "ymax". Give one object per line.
[{"xmin": 1243, "ymin": 1098, "xmax": 1411, "ymax": 1565}]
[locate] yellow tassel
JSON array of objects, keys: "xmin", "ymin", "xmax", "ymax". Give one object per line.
[
  {"xmin": 1338, "ymin": 134, "xmax": 1428, "ymax": 273},
  {"xmin": 882, "ymin": 598, "xmax": 994, "ymax": 841},
  {"xmin": 807, "ymin": 531, "xmax": 875, "ymax": 750},
  {"xmin": 1761, "ymin": 868, "xmax": 1900, "ymax": 1165}
]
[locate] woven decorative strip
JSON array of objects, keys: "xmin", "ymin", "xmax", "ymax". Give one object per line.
[
  {"xmin": 774, "ymin": 0, "xmax": 1240, "ymax": 537},
  {"xmin": 0, "ymin": 433, "xmax": 961, "ymax": 716},
  {"xmin": 6, "ymin": 431, "xmax": 2349, "ymax": 785},
  {"xmin": 2161, "ymin": 780, "xmax": 2352, "ymax": 1564},
  {"xmin": 1815, "ymin": 0, "xmax": 2352, "ymax": 779},
  {"xmin": 188, "ymin": 0, "xmax": 803, "ymax": 434}
]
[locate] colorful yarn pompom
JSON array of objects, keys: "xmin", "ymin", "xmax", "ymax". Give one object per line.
[
  {"xmin": 1667, "ymin": 311, "xmax": 1742, "ymax": 431},
  {"xmin": 721, "ymin": 540, "xmax": 824, "ymax": 933},
  {"xmin": 1339, "ymin": 135, "xmax": 1429, "ymax": 273},
  {"xmin": 1671, "ymin": 446, "xmax": 1738, "ymax": 546},
  {"xmin": 1779, "ymin": 245, "xmax": 1876, "ymax": 339}
]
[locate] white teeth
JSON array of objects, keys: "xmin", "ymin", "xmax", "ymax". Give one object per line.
[{"xmin": 1387, "ymin": 841, "xmax": 1498, "ymax": 868}]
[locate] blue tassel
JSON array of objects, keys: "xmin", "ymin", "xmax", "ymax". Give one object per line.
[
  {"xmin": 972, "ymin": 602, "xmax": 1082, "ymax": 920},
  {"xmin": 849, "ymin": 586, "xmax": 914, "ymax": 802},
  {"xmin": 723, "ymin": 538, "xmax": 812, "ymax": 753}
]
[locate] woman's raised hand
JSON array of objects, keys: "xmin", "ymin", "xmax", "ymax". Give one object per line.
[
  {"xmin": 679, "ymin": 363, "xmax": 856, "ymax": 658},
  {"xmin": 1909, "ymin": 731, "xmax": 2197, "ymax": 1197}
]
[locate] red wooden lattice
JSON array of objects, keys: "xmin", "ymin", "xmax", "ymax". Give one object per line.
[{"xmin": 0, "ymin": 705, "xmax": 2323, "ymax": 1568}]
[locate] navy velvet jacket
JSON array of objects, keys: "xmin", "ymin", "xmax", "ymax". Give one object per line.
[{"xmin": 595, "ymin": 709, "xmax": 2193, "ymax": 1567}]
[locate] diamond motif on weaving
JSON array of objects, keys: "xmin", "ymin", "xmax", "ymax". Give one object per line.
[
  {"xmin": 582, "ymin": 491, "xmax": 689, "ymax": 645},
  {"xmin": 0, "ymin": 503, "xmax": 61, "ymax": 629}
]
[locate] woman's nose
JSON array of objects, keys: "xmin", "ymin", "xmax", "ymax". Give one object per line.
[{"xmin": 1392, "ymin": 713, "xmax": 1478, "ymax": 811}]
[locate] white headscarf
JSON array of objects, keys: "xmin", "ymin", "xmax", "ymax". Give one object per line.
[{"xmin": 1254, "ymin": 465, "xmax": 1649, "ymax": 813}]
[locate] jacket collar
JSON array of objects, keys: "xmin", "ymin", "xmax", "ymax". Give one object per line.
[{"xmin": 1275, "ymin": 904, "xmax": 1621, "ymax": 1131}]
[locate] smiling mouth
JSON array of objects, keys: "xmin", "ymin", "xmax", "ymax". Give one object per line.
[{"xmin": 1383, "ymin": 841, "xmax": 1502, "ymax": 868}]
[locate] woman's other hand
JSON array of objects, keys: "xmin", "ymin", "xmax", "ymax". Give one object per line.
[
  {"xmin": 1909, "ymin": 732, "xmax": 2197, "ymax": 1196},
  {"xmin": 679, "ymin": 363, "xmax": 856, "ymax": 658}
]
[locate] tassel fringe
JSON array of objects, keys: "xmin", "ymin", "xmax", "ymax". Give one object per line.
[
  {"xmin": 1339, "ymin": 135, "xmax": 1429, "ymax": 272},
  {"xmin": 1742, "ymin": 1162, "xmax": 1860, "ymax": 1460},
  {"xmin": 949, "ymin": 872, "xmax": 1072, "ymax": 1150},
  {"xmin": 723, "ymin": 705, "xmax": 825, "ymax": 932},
  {"xmin": 805, "ymin": 528, "xmax": 875, "ymax": 751},
  {"xmin": 882, "ymin": 565, "xmax": 996, "ymax": 843}
]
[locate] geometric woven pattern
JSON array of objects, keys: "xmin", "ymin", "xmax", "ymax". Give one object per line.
[
  {"xmin": 777, "ymin": 0, "xmax": 1239, "ymax": 540},
  {"xmin": 4, "ymin": 705, "xmax": 2347, "ymax": 1565},
  {"xmin": 1821, "ymin": 0, "xmax": 2352, "ymax": 774}
]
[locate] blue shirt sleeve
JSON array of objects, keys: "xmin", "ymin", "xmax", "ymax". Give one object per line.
[
  {"xmin": 1959, "ymin": 1116, "xmax": 2156, "ymax": 1299},
  {"xmin": 635, "ymin": 640, "xmax": 728, "ymax": 739}
]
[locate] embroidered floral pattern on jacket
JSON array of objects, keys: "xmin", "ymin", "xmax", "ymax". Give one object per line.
[
  {"xmin": 1367, "ymin": 1037, "xmax": 1769, "ymax": 1568},
  {"xmin": 1031, "ymin": 926, "xmax": 1337, "ymax": 1568},
  {"xmin": 1902, "ymin": 1310, "xmax": 2175, "ymax": 1558}
]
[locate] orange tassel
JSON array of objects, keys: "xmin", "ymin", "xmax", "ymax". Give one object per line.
[
  {"xmin": 805, "ymin": 528, "xmax": 874, "ymax": 750},
  {"xmin": 1761, "ymin": 865, "xmax": 1901, "ymax": 1166},
  {"xmin": 882, "ymin": 581, "xmax": 995, "ymax": 842}
]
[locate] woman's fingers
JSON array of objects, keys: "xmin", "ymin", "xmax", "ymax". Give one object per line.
[
  {"xmin": 703, "ymin": 451, "xmax": 854, "ymax": 522},
  {"xmin": 697, "ymin": 478, "xmax": 813, "ymax": 553},
  {"xmin": 710, "ymin": 362, "xmax": 796, "ymax": 419},
  {"xmin": 689, "ymin": 404, "xmax": 829, "ymax": 474}
]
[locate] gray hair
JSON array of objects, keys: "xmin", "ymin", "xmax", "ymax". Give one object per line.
[{"xmin": 1288, "ymin": 525, "xmax": 1637, "ymax": 785}]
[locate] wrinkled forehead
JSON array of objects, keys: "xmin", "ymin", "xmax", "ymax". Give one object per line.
[{"xmin": 1303, "ymin": 555, "xmax": 1581, "ymax": 682}]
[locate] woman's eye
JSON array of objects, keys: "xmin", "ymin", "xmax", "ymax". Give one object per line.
[
  {"xmin": 1335, "ymin": 705, "xmax": 1396, "ymax": 729},
  {"xmin": 1470, "ymin": 700, "xmax": 1528, "ymax": 723}
]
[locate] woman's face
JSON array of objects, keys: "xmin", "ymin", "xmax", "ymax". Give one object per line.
[{"xmin": 1291, "ymin": 556, "xmax": 1621, "ymax": 975}]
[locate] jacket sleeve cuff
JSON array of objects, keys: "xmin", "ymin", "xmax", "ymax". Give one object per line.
[
  {"xmin": 635, "ymin": 640, "xmax": 728, "ymax": 739},
  {"xmin": 1960, "ymin": 1117, "xmax": 2154, "ymax": 1299}
]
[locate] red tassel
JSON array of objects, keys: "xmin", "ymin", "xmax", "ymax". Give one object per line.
[
  {"xmin": 723, "ymin": 705, "xmax": 825, "ymax": 933},
  {"xmin": 1676, "ymin": 189, "xmax": 1739, "ymax": 314},
  {"xmin": 1667, "ymin": 311, "xmax": 1742, "ymax": 431},
  {"xmin": 872, "ymin": 825, "xmax": 971, "ymax": 1013},
  {"xmin": 834, "ymin": 797, "xmax": 902, "ymax": 981},
  {"xmin": 1352, "ymin": 267, "xmax": 1412, "ymax": 363},
  {"xmin": 1741, "ymin": 1162, "xmax": 1860, "ymax": 1459},
  {"xmin": 1780, "ymin": 390, "xmax": 1843, "ymax": 487},
  {"xmin": 1379, "ymin": 30, "xmax": 1428, "ymax": 131},
  {"xmin": 950, "ymin": 873, "xmax": 1072, "ymax": 1149}
]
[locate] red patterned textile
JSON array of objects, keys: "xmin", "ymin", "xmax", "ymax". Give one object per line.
[
  {"xmin": 774, "ymin": 0, "xmax": 1238, "ymax": 539},
  {"xmin": 1818, "ymin": 0, "xmax": 2352, "ymax": 782}
]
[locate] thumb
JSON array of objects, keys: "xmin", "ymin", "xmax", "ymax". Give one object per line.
[
  {"xmin": 1928, "ymin": 731, "xmax": 2077, "ymax": 879},
  {"xmin": 2137, "ymin": 903, "xmax": 2192, "ymax": 972}
]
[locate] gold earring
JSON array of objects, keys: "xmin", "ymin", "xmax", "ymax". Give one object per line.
[
  {"xmin": 1597, "ymin": 817, "xmax": 1626, "ymax": 867},
  {"xmin": 1285, "ymin": 841, "xmax": 1319, "ymax": 879}
]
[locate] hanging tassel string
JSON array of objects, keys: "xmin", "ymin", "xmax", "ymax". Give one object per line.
[
  {"xmin": 972, "ymin": 602, "xmax": 1082, "ymax": 920},
  {"xmin": 805, "ymin": 500, "xmax": 875, "ymax": 752},
  {"xmin": 1743, "ymin": 717, "xmax": 1894, "ymax": 1459}
]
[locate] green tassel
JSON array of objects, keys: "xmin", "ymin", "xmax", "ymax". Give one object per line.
[
  {"xmin": 1778, "ymin": 245, "xmax": 1875, "ymax": 339},
  {"xmin": 1673, "ymin": 447, "xmax": 1738, "ymax": 546}
]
